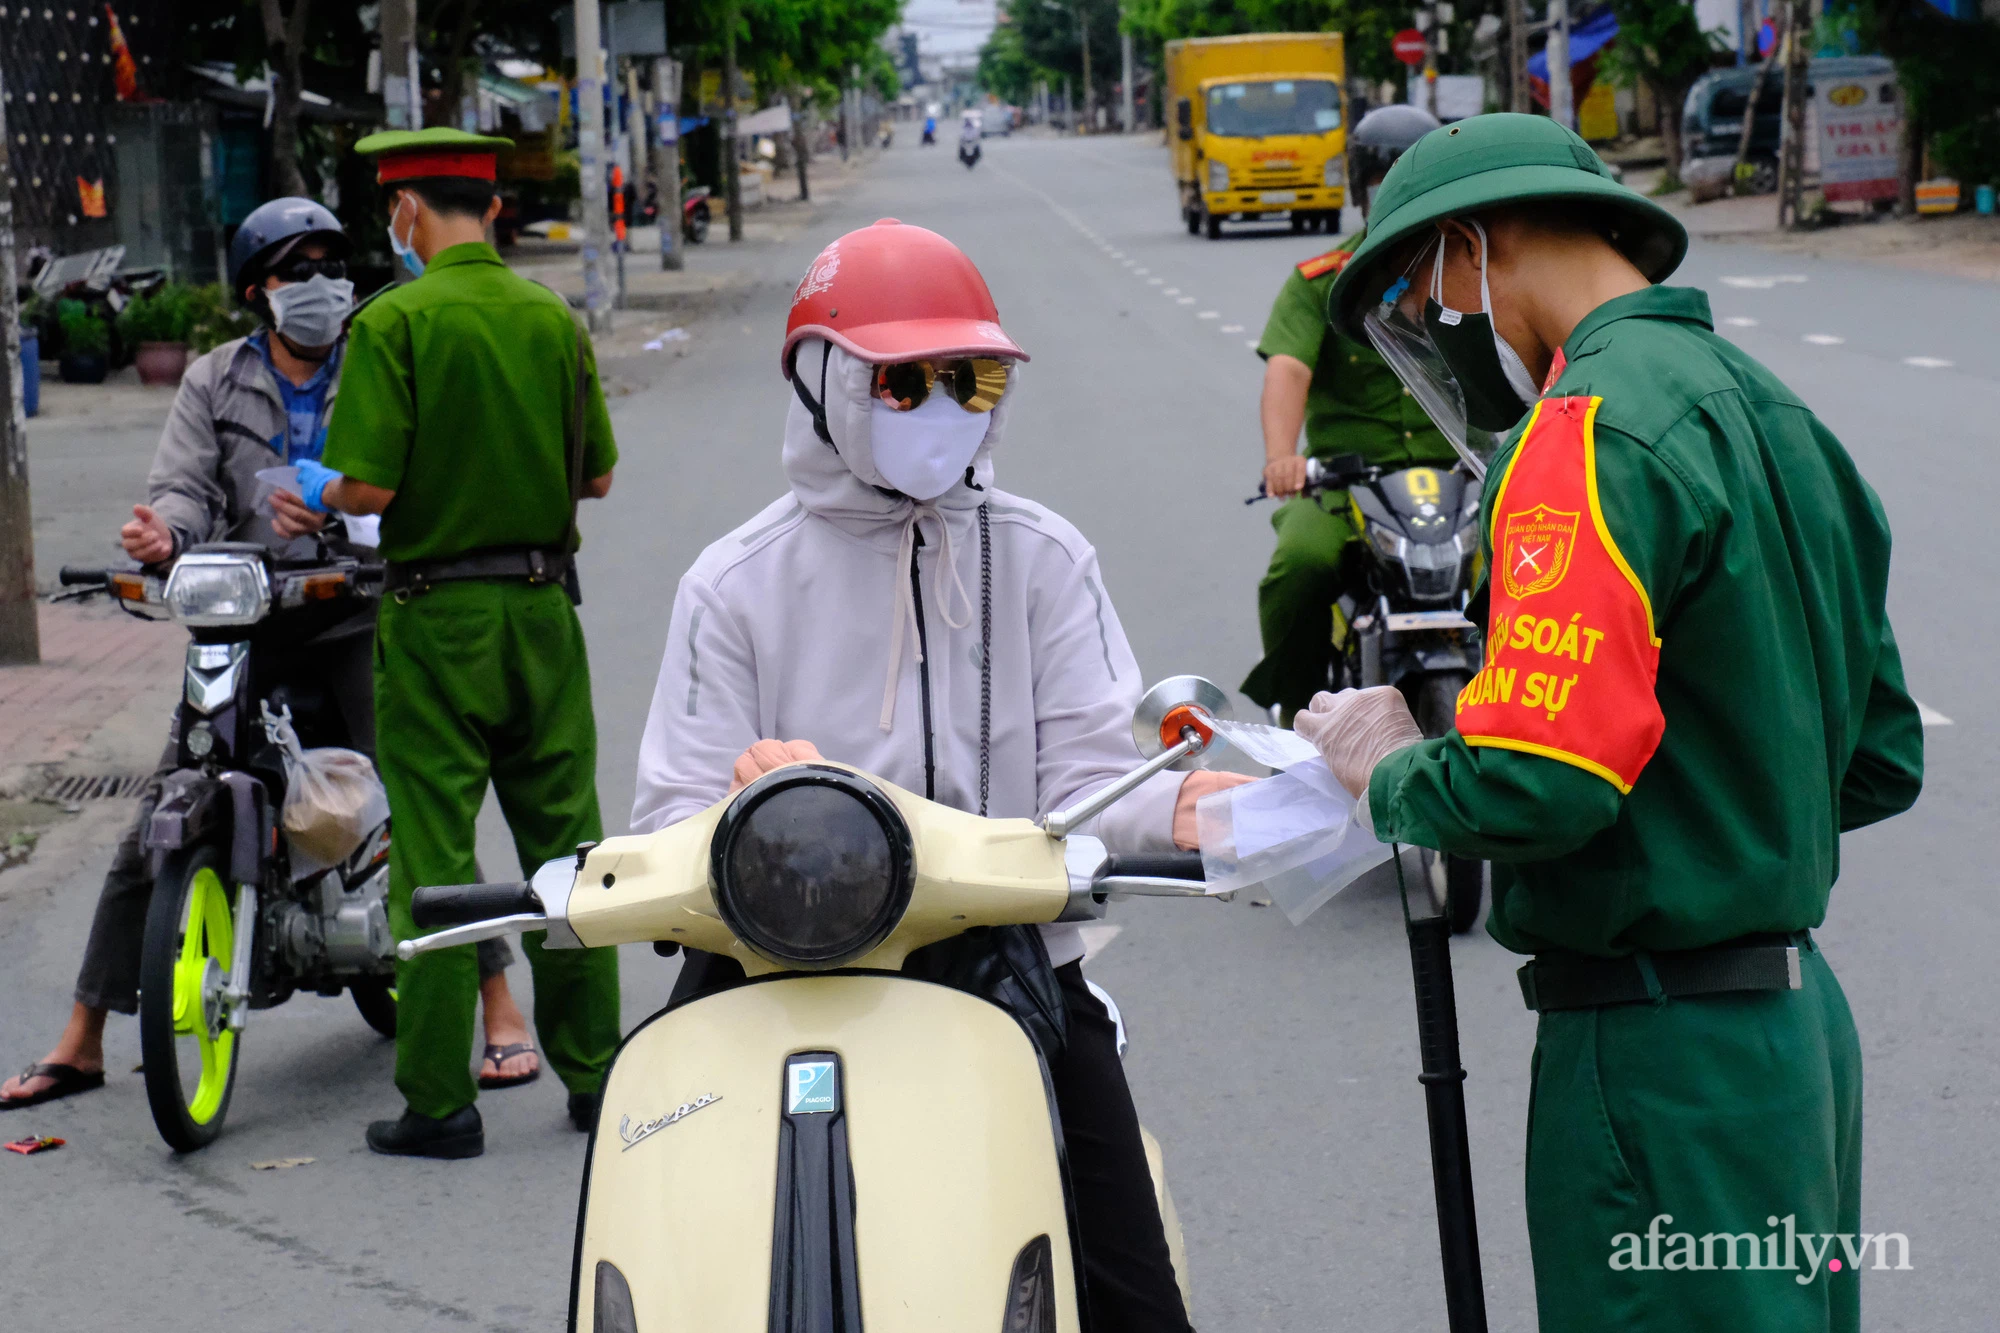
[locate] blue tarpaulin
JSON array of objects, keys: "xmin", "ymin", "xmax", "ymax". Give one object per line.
[{"xmin": 1528, "ymin": 8, "xmax": 1620, "ymax": 80}]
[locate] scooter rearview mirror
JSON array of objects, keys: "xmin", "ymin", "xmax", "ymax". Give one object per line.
[{"xmin": 1132, "ymin": 675, "xmax": 1232, "ymax": 772}]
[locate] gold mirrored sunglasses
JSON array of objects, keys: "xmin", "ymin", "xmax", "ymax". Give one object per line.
[{"xmin": 873, "ymin": 357, "xmax": 1011, "ymax": 414}]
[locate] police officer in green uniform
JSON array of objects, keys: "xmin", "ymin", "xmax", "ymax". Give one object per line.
[
  {"xmin": 305, "ymin": 128, "xmax": 623, "ymax": 1159},
  {"xmin": 1297, "ymin": 114, "xmax": 1923, "ymax": 1332},
  {"xmin": 1245, "ymin": 105, "xmax": 1455, "ymax": 720}
]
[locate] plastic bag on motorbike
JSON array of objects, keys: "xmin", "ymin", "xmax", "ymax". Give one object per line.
[
  {"xmin": 1194, "ymin": 758, "xmax": 1391, "ymax": 926},
  {"xmin": 282, "ymin": 747, "xmax": 389, "ymax": 876}
]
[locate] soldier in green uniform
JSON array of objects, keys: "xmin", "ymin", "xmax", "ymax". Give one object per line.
[
  {"xmin": 304, "ymin": 128, "xmax": 623, "ymax": 1159},
  {"xmin": 1245, "ymin": 105, "xmax": 1455, "ymax": 720},
  {"xmin": 1298, "ymin": 114, "xmax": 1923, "ymax": 1332}
]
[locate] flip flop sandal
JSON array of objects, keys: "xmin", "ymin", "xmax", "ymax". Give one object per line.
[
  {"xmin": 477, "ymin": 1043, "xmax": 541, "ymax": 1091},
  {"xmin": 0, "ymin": 1062, "xmax": 106, "ymax": 1110}
]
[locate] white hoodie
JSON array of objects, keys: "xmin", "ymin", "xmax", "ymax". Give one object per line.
[{"xmin": 631, "ymin": 341, "xmax": 1183, "ymax": 966}]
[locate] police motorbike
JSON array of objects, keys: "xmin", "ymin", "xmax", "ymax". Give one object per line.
[
  {"xmin": 58, "ymin": 539, "xmax": 397, "ymax": 1151},
  {"xmin": 398, "ymin": 678, "xmax": 1243, "ymax": 1332},
  {"xmin": 1252, "ymin": 453, "xmax": 1488, "ymax": 932}
]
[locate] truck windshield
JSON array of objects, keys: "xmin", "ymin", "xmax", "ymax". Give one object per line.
[{"xmin": 1205, "ymin": 80, "xmax": 1342, "ymax": 138}]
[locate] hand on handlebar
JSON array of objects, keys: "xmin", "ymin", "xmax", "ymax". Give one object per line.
[
  {"xmin": 119, "ymin": 505, "xmax": 174, "ymax": 563},
  {"xmin": 1262, "ymin": 456, "xmax": 1311, "ymax": 500},
  {"xmin": 1172, "ymin": 771, "xmax": 1256, "ymax": 850},
  {"xmin": 730, "ymin": 739, "xmax": 825, "ymax": 793}
]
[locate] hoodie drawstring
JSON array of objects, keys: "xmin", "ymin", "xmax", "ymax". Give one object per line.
[{"xmin": 880, "ymin": 505, "xmax": 976, "ymax": 731}]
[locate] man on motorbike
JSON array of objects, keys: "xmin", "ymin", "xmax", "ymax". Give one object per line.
[
  {"xmin": 632, "ymin": 218, "xmax": 1248, "ymax": 1331},
  {"xmin": 0, "ymin": 200, "xmax": 533, "ymax": 1110},
  {"xmin": 1242, "ymin": 105, "xmax": 1457, "ymax": 723}
]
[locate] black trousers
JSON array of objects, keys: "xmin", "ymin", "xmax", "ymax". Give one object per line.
[
  {"xmin": 70, "ymin": 617, "xmax": 513, "ymax": 1014},
  {"xmin": 670, "ymin": 952, "xmax": 1194, "ymax": 1332}
]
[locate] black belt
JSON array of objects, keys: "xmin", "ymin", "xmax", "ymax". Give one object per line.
[
  {"xmin": 385, "ymin": 546, "xmax": 572, "ymax": 599},
  {"xmin": 1518, "ymin": 932, "xmax": 1808, "ymax": 1012}
]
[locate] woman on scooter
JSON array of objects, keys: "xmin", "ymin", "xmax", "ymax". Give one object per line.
[{"xmin": 632, "ymin": 218, "xmax": 1247, "ymax": 1331}]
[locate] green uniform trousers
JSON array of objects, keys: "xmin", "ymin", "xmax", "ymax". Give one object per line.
[
  {"xmin": 1242, "ymin": 491, "xmax": 1360, "ymax": 717},
  {"xmin": 375, "ymin": 579, "xmax": 621, "ymax": 1119},
  {"xmin": 1526, "ymin": 938, "xmax": 1862, "ymax": 1332}
]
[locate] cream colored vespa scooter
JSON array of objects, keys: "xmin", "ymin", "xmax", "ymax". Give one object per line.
[{"xmin": 400, "ymin": 678, "xmax": 1236, "ymax": 1333}]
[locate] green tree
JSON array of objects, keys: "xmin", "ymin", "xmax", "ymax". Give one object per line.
[{"xmin": 1597, "ymin": 0, "xmax": 1728, "ymax": 186}]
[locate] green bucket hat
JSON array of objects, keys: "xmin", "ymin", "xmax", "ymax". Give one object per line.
[{"xmin": 1326, "ymin": 113, "xmax": 1687, "ymax": 339}]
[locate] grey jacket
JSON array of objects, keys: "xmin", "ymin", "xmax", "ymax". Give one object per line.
[{"xmin": 147, "ymin": 334, "xmax": 344, "ymax": 556}]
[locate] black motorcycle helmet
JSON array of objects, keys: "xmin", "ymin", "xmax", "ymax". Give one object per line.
[
  {"xmin": 1349, "ymin": 104, "xmax": 1444, "ymax": 209},
  {"xmin": 227, "ymin": 197, "xmax": 351, "ymax": 304}
]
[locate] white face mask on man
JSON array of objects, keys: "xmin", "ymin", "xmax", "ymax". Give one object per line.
[
  {"xmin": 867, "ymin": 391, "xmax": 991, "ymax": 501},
  {"xmin": 267, "ymin": 273, "xmax": 354, "ymax": 350}
]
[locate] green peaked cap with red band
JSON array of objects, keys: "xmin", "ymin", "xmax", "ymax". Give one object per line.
[
  {"xmin": 354, "ymin": 127, "xmax": 515, "ymax": 184},
  {"xmin": 1325, "ymin": 113, "xmax": 1687, "ymax": 340}
]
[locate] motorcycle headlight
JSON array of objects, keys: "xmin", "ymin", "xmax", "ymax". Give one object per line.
[
  {"xmin": 1207, "ymin": 159, "xmax": 1229, "ymax": 192},
  {"xmin": 1368, "ymin": 525, "xmax": 1407, "ymax": 562},
  {"xmin": 1323, "ymin": 157, "xmax": 1346, "ymax": 188},
  {"xmin": 163, "ymin": 554, "xmax": 270, "ymax": 627},
  {"xmin": 710, "ymin": 766, "xmax": 915, "ymax": 970}
]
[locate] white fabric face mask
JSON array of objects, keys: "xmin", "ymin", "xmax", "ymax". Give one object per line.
[
  {"xmin": 867, "ymin": 392, "xmax": 991, "ymax": 500},
  {"xmin": 267, "ymin": 274, "xmax": 355, "ymax": 350}
]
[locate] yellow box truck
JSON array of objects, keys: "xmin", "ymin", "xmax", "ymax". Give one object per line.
[{"xmin": 1165, "ymin": 33, "xmax": 1348, "ymax": 239}]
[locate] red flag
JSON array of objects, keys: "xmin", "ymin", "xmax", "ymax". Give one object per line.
[{"xmin": 105, "ymin": 5, "xmax": 144, "ymax": 102}]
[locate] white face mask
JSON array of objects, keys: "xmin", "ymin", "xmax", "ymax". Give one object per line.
[
  {"xmin": 267, "ymin": 273, "xmax": 355, "ymax": 350},
  {"xmin": 867, "ymin": 392, "xmax": 990, "ymax": 501}
]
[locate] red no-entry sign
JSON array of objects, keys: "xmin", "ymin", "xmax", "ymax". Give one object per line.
[{"xmin": 1393, "ymin": 29, "xmax": 1427, "ymax": 66}]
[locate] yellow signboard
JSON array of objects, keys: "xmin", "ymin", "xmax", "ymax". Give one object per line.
[{"xmin": 1579, "ymin": 82, "xmax": 1619, "ymax": 143}]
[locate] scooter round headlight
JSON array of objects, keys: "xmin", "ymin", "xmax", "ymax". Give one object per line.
[{"xmin": 709, "ymin": 766, "xmax": 915, "ymax": 970}]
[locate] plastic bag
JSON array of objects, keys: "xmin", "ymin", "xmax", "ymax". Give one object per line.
[
  {"xmin": 1195, "ymin": 757, "xmax": 1392, "ymax": 925},
  {"xmin": 282, "ymin": 748, "xmax": 390, "ymax": 873},
  {"xmin": 262, "ymin": 702, "xmax": 389, "ymax": 877}
]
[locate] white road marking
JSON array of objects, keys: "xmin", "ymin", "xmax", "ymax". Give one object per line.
[
  {"xmin": 1904, "ymin": 356, "xmax": 1954, "ymax": 369},
  {"xmin": 1109, "ymin": 250, "xmax": 1124, "ymax": 258},
  {"xmin": 1163, "ymin": 287, "xmax": 1180, "ymax": 294},
  {"xmin": 1198, "ymin": 311, "xmax": 1219, "ymax": 319},
  {"xmin": 1723, "ymin": 316, "xmax": 1758, "ymax": 327},
  {"xmin": 1803, "ymin": 334, "xmax": 1845, "ymax": 346},
  {"xmin": 1722, "ymin": 275, "xmax": 1809, "ymax": 289},
  {"xmin": 1177, "ymin": 297, "xmax": 1196, "ymax": 305},
  {"xmin": 1917, "ymin": 701, "xmax": 1953, "ymax": 727},
  {"xmin": 1245, "ymin": 339, "xmax": 1259, "ymax": 349},
  {"xmin": 1221, "ymin": 324, "xmax": 1245, "ymax": 333},
  {"xmin": 1148, "ymin": 277, "xmax": 1164, "ymax": 285},
  {"xmin": 1133, "ymin": 267, "xmax": 1148, "ymax": 274}
]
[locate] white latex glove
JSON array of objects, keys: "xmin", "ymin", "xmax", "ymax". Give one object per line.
[{"xmin": 1292, "ymin": 687, "xmax": 1425, "ymax": 800}]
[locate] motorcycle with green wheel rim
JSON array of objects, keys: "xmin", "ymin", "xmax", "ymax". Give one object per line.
[{"xmin": 61, "ymin": 544, "xmax": 398, "ymax": 1151}]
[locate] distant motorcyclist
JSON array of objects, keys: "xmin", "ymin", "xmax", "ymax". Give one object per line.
[
  {"xmin": 0, "ymin": 199, "xmax": 532, "ymax": 1111},
  {"xmin": 1241, "ymin": 104, "xmax": 1458, "ymax": 722},
  {"xmin": 958, "ymin": 111, "xmax": 982, "ymax": 167},
  {"xmin": 922, "ymin": 114, "xmax": 937, "ymax": 145},
  {"xmin": 632, "ymin": 219, "xmax": 1249, "ymax": 1330}
]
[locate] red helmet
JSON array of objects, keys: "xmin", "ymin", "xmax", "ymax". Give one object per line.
[{"xmin": 781, "ymin": 218, "xmax": 1028, "ymax": 378}]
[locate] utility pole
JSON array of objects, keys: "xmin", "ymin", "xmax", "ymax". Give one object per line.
[
  {"xmin": 1776, "ymin": 0, "xmax": 1811, "ymax": 229},
  {"xmin": 575, "ymin": 0, "xmax": 613, "ymax": 331},
  {"xmin": 1120, "ymin": 18, "xmax": 1135, "ymax": 132},
  {"xmin": 1506, "ymin": 0, "xmax": 1529, "ymax": 114},
  {"xmin": 722, "ymin": 0, "xmax": 743, "ymax": 243},
  {"xmin": 1075, "ymin": 5, "xmax": 1093, "ymax": 131},
  {"xmin": 791, "ymin": 93, "xmax": 811, "ymax": 202},
  {"xmin": 379, "ymin": 0, "xmax": 422, "ymax": 128},
  {"xmin": 1547, "ymin": 0, "xmax": 1574, "ymax": 132},
  {"xmin": 0, "ymin": 66, "xmax": 35, "ymax": 664},
  {"xmin": 653, "ymin": 58, "xmax": 683, "ymax": 270}
]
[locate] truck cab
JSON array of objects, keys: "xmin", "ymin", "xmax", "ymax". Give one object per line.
[{"xmin": 1167, "ymin": 35, "xmax": 1348, "ymax": 239}]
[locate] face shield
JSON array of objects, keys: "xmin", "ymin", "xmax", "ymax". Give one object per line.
[{"xmin": 1360, "ymin": 223, "xmax": 1539, "ymax": 479}]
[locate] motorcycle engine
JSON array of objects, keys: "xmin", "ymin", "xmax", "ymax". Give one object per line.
[{"xmin": 274, "ymin": 854, "xmax": 396, "ymax": 975}]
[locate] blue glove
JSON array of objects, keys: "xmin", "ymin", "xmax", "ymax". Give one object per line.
[{"xmin": 294, "ymin": 458, "xmax": 341, "ymax": 513}]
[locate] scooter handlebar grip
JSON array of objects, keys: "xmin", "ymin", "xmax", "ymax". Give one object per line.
[
  {"xmin": 1097, "ymin": 852, "xmax": 1207, "ymax": 883},
  {"xmin": 58, "ymin": 566, "xmax": 112, "ymax": 586},
  {"xmin": 411, "ymin": 881, "xmax": 543, "ymax": 928}
]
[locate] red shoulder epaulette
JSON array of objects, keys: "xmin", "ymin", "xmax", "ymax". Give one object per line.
[{"xmin": 1296, "ymin": 248, "xmax": 1352, "ymax": 280}]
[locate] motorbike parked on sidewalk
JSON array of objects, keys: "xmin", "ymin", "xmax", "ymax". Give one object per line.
[
  {"xmin": 399, "ymin": 678, "xmax": 1239, "ymax": 1331},
  {"xmin": 60, "ymin": 538, "xmax": 397, "ymax": 1151},
  {"xmin": 682, "ymin": 186, "xmax": 712, "ymax": 245},
  {"xmin": 1252, "ymin": 454, "xmax": 1488, "ymax": 931}
]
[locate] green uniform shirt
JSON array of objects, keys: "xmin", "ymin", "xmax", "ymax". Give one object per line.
[
  {"xmin": 322, "ymin": 243, "xmax": 618, "ymax": 563},
  {"xmin": 1369, "ymin": 285, "xmax": 1923, "ymax": 957},
  {"xmin": 1257, "ymin": 237, "xmax": 1457, "ymax": 469}
]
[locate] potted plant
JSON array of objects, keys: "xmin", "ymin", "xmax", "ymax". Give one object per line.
[
  {"xmin": 118, "ymin": 282, "xmax": 196, "ymax": 386},
  {"xmin": 56, "ymin": 299, "xmax": 111, "ymax": 384},
  {"xmin": 184, "ymin": 283, "xmax": 260, "ymax": 355}
]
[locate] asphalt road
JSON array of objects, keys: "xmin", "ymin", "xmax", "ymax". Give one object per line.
[{"xmin": 2, "ymin": 131, "xmax": 1991, "ymax": 1331}]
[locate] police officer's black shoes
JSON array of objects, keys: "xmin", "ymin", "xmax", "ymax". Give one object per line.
[
  {"xmin": 366, "ymin": 1104, "xmax": 485, "ymax": 1159},
  {"xmin": 567, "ymin": 1091, "xmax": 601, "ymax": 1134}
]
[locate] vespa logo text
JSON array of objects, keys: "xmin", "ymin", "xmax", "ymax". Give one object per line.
[{"xmin": 618, "ymin": 1093, "xmax": 722, "ymax": 1151}]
